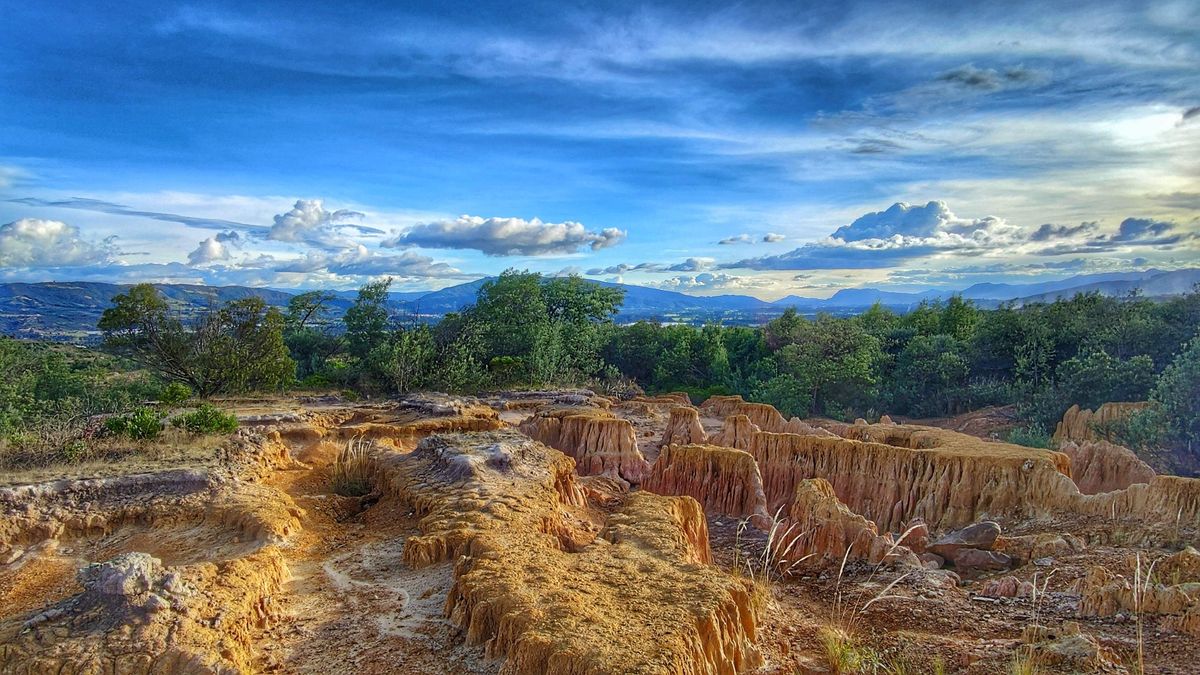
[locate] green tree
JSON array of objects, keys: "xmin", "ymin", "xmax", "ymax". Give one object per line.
[
  {"xmin": 98, "ymin": 284, "xmax": 295, "ymax": 397},
  {"xmin": 889, "ymin": 334, "xmax": 970, "ymax": 417},
  {"xmin": 1151, "ymin": 335, "xmax": 1200, "ymax": 450},
  {"xmin": 343, "ymin": 278, "xmax": 393, "ymax": 360}
]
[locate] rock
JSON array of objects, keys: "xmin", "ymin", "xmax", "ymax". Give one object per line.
[
  {"xmin": 952, "ymin": 548, "xmax": 1012, "ymax": 575},
  {"xmin": 709, "ymin": 415, "xmax": 760, "ymax": 451},
  {"xmin": 78, "ymin": 552, "xmax": 162, "ymax": 597},
  {"xmin": 1018, "ymin": 581, "xmax": 1036, "ymax": 598},
  {"xmin": 982, "ymin": 575, "xmax": 1021, "ymax": 598},
  {"xmin": 1053, "ymin": 402, "xmax": 1148, "ymax": 444},
  {"xmin": 879, "ymin": 415, "xmax": 896, "ymax": 425},
  {"xmin": 997, "ymin": 533, "xmax": 1083, "ymax": 565},
  {"xmin": 642, "ymin": 444, "xmax": 768, "ymax": 525},
  {"xmin": 928, "ymin": 521, "xmax": 1002, "ymax": 559},
  {"xmin": 919, "ymin": 553, "xmax": 944, "ymax": 569},
  {"xmin": 659, "ymin": 407, "xmax": 706, "ymax": 448},
  {"xmin": 1020, "ymin": 622, "xmax": 1109, "ymax": 669},
  {"xmin": 518, "ymin": 408, "xmax": 650, "ymax": 484},
  {"xmin": 778, "ymin": 478, "xmax": 916, "ymax": 571},
  {"xmin": 1059, "ymin": 439, "xmax": 1155, "ymax": 494},
  {"xmin": 898, "ymin": 521, "xmax": 929, "ymax": 554}
]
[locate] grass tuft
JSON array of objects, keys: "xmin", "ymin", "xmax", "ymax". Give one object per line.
[{"xmin": 330, "ymin": 436, "xmax": 374, "ymax": 497}]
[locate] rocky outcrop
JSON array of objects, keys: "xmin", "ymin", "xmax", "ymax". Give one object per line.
[
  {"xmin": 659, "ymin": 406, "xmax": 707, "ymax": 448},
  {"xmin": 710, "ymin": 415, "xmax": 761, "ymax": 451},
  {"xmin": 642, "ymin": 444, "xmax": 769, "ymax": 525},
  {"xmin": 1077, "ymin": 564, "xmax": 1200, "ymax": 627},
  {"xmin": 633, "ymin": 392, "xmax": 693, "ymax": 406},
  {"xmin": 698, "ymin": 395, "xmax": 747, "ymax": 418},
  {"xmin": 748, "ymin": 427, "xmax": 1074, "ymax": 532},
  {"xmin": 1053, "ymin": 402, "xmax": 1148, "ymax": 443},
  {"xmin": 1059, "ymin": 440, "xmax": 1155, "ymax": 494},
  {"xmin": 518, "ymin": 408, "xmax": 650, "ymax": 484},
  {"xmin": 751, "ymin": 423, "xmax": 1200, "ymax": 538},
  {"xmin": 781, "ymin": 417, "xmax": 838, "ymax": 437},
  {"xmin": 373, "ymin": 430, "xmax": 763, "ymax": 674},
  {"xmin": 780, "ymin": 479, "xmax": 916, "ymax": 570},
  {"xmin": 0, "ymin": 546, "xmax": 290, "ymax": 673}
]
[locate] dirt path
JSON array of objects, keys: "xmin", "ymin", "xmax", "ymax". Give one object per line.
[{"xmin": 254, "ymin": 450, "xmax": 495, "ymax": 674}]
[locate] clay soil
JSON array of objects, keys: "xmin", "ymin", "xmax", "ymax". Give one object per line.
[{"xmin": 2, "ymin": 393, "xmax": 1197, "ymax": 674}]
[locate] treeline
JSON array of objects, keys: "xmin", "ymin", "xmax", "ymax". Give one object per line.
[{"xmin": 67, "ymin": 270, "xmax": 1200, "ymax": 455}]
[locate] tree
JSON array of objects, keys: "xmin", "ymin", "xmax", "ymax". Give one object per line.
[
  {"xmin": 889, "ymin": 334, "xmax": 969, "ymax": 417},
  {"xmin": 99, "ymin": 284, "xmax": 295, "ymax": 397},
  {"xmin": 343, "ymin": 278, "xmax": 393, "ymax": 360},
  {"xmin": 1151, "ymin": 335, "xmax": 1200, "ymax": 451}
]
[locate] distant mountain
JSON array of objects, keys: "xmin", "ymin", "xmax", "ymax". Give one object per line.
[{"xmin": 2, "ymin": 267, "xmax": 1197, "ymax": 341}]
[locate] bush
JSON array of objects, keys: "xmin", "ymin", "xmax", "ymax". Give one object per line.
[
  {"xmin": 158, "ymin": 382, "xmax": 192, "ymax": 406},
  {"xmin": 1007, "ymin": 425, "xmax": 1051, "ymax": 449},
  {"xmin": 171, "ymin": 403, "xmax": 238, "ymax": 435},
  {"xmin": 104, "ymin": 407, "xmax": 165, "ymax": 440}
]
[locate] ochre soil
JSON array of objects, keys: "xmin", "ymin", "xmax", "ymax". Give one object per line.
[{"xmin": 1, "ymin": 393, "xmax": 1196, "ymax": 674}]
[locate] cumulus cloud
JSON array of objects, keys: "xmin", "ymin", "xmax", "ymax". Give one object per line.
[
  {"xmin": 0, "ymin": 218, "xmax": 119, "ymax": 268},
  {"xmin": 385, "ymin": 215, "xmax": 625, "ymax": 256},
  {"xmin": 718, "ymin": 234, "xmax": 754, "ymax": 245},
  {"xmin": 268, "ymin": 199, "xmax": 365, "ymax": 246},
  {"xmin": 763, "ymin": 233, "xmax": 786, "ymax": 242},
  {"xmin": 187, "ymin": 231, "xmax": 241, "ymax": 266},
  {"xmin": 649, "ymin": 272, "xmax": 771, "ymax": 292},
  {"xmin": 729, "ymin": 201, "xmax": 1019, "ymax": 270}
]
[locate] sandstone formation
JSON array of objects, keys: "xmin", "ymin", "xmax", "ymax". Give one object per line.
[
  {"xmin": 659, "ymin": 406, "xmax": 707, "ymax": 448},
  {"xmin": 698, "ymin": 395, "xmax": 747, "ymax": 418},
  {"xmin": 709, "ymin": 414, "xmax": 760, "ymax": 451},
  {"xmin": 518, "ymin": 407, "xmax": 650, "ymax": 484},
  {"xmin": 372, "ymin": 430, "xmax": 763, "ymax": 674},
  {"xmin": 0, "ymin": 428, "xmax": 305, "ymax": 673},
  {"xmin": 1059, "ymin": 439, "xmax": 1155, "ymax": 494},
  {"xmin": 779, "ymin": 478, "xmax": 916, "ymax": 570},
  {"xmin": 642, "ymin": 444, "xmax": 769, "ymax": 525},
  {"xmin": 748, "ymin": 428, "xmax": 1073, "ymax": 532},
  {"xmin": 1053, "ymin": 402, "xmax": 1148, "ymax": 443}
]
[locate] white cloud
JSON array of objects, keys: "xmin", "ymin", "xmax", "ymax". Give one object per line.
[
  {"xmin": 718, "ymin": 233, "xmax": 754, "ymax": 245},
  {"xmin": 187, "ymin": 231, "xmax": 241, "ymax": 266},
  {"xmin": 728, "ymin": 201, "xmax": 1023, "ymax": 270},
  {"xmin": 385, "ymin": 215, "xmax": 625, "ymax": 256},
  {"xmin": 649, "ymin": 272, "xmax": 772, "ymax": 292},
  {"xmin": 268, "ymin": 199, "xmax": 366, "ymax": 246},
  {"xmin": 763, "ymin": 233, "xmax": 786, "ymax": 242},
  {"xmin": 667, "ymin": 257, "xmax": 714, "ymax": 272},
  {"xmin": 0, "ymin": 219, "xmax": 119, "ymax": 268}
]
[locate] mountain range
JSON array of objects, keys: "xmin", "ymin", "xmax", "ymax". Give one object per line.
[{"xmin": 2, "ymin": 268, "xmax": 1197, "ymax": 341}]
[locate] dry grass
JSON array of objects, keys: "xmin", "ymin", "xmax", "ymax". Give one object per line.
[
  {"xmin": 731, "ymin": 507, "xmax": 811, "ymax": 611},
  {"xmin": 0, "ymin": 427, "xmax": 227, "ymax": 486},
  {"xmin": 330, "ymin": 436, "xmax": 374, "ymax": 497}
]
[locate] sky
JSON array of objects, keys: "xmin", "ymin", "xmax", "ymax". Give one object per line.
[{"xmin": 0, "ymin": 0, "xmax": 1197, "ymax": 300}]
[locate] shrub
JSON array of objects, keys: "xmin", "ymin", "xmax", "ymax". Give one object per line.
[
  {"xmin": 104, "ymin": 407, "xmax": 165, "ymax": 440},
  {"xmin": 171, "ymin": 403, "xmax": 238, "ymax": 435},
  {"xmin": 1007, "ymin": 425, "xmax": 1051, "ymax": 449},
  {"xmin": 158, "ymin": 382, "xmax": 193, "ymax": 406}
]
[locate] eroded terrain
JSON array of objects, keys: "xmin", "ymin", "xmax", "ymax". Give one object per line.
[{"xmin": 2, "ymin": 392, "xmax": 1197, "ymax": 673}]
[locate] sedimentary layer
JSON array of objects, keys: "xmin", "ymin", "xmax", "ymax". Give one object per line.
[
  {"xmin": 372, "ymin": 430, "xmax": 763, "ymax": 674},
  {"xmin": 642, "ymin": 444, "xmax": 769, "ymax": 524},
  {"xmin": 518, "ymin": 407, "xmax": 650, "ymax": 484}
]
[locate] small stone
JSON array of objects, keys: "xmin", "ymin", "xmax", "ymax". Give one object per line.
[{"xmin": 928, "ymin": 521, "xmax": 1002, "ymax": 560}]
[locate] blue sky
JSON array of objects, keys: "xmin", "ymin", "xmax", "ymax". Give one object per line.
[{"xmin": 0, "ymin": 0, "xmax": 1197, "ymax": 299}]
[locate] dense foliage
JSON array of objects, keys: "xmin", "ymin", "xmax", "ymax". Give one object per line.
[{"xmin": 273, "ymin": 272, "xmax": 1198, "ymax": 455}]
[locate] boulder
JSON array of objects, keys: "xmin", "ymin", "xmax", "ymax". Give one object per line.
[
  {"xmin": 951, "ymin": 548, "xmax": 1012, "ymax": 575},
  {"xmin": 928, "ymin": 521, "xmax": 1001, "ymax": 560}
]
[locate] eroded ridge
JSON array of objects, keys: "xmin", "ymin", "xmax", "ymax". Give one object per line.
[
  {"xmin": 0, "ymin": 428, "xmax": 306, "ymax": 674},
  {"xmin": 642, "ymin": 444, "xmax": 769, "ymax": 526},
  {"xmin": 518, "ymin": 407, "xmax": 650, "ymax": 484},
  {"xmin": 371, "ymin": 430, "xmax": 763, "ymax": 674}
]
